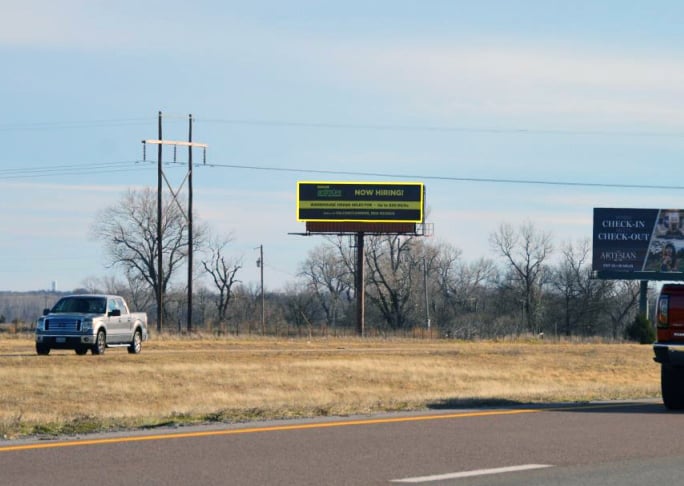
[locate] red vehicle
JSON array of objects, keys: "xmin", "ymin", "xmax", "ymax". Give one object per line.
[{"xmin": 654, "ymin": 283, "xmax": 684, "ymax": 409}]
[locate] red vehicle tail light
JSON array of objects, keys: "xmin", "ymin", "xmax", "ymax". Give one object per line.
[{"xmin": 657, "ymin": 295, "xmax": 669, "ymax": 328}]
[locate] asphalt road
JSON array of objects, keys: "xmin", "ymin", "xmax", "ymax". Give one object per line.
[{"xmin": 0, "ymin": 401, "xmax": 680, "ymax": 485}]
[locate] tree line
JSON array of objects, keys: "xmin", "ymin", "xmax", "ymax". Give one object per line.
[{"xmin": 2, "ymin": 188, "xmax": 650, "ymax": 339}]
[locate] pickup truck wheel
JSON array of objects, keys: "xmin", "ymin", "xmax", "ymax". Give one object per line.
[
  {"xmin": 74, "ymin": 346, "xmax": 88, "ymax": 355},
  {"xmin": 92, "ymin": 330, "xmax": 106, "ymax": 355},
  {"xmin": 36, "ymin": 344, "xmax": 50, "ymax": 355},
  {"xmin": 661, "ymin": 364, "xmax": 684, "ymax": 410},
  {"xmin": 127, "ymin": 330, "xmax": 142, "ymax": 354}
]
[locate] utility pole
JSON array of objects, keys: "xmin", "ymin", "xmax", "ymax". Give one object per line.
[
  {"xmin": 142, "ymin": 112, "xmax": 207, "ymax": 333},
  {"xmin": 424, "ymin": 256, "xmax": 431, "ymax": 337},
  {"xmin": 256, "ymin": 245, "xmax": 265, "ymax": 334},
  {"xmin": 187, "ymin": 114, "xmax": 194, "ymax": 333},
  {"xmin": 156, "ymin": 111, "xmax": 163, "ymax": 333}
]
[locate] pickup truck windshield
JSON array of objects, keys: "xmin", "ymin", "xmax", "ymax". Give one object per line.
[{"xmin": 52, "ymin": 297, "xmax": 107, "ymax": 314}]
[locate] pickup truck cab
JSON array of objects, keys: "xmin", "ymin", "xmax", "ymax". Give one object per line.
[
  {"xmin": 653, "ymin": 284, "xmax": 684, "ymax": 409},
  {"xmin": 35, "ymin": 294, "xmax": 148, "ymax": 356}
]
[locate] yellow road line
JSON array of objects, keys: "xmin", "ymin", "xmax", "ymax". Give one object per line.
[{"xmin": 0, "ymin": 402, "xmax": 645, "ymax": 453}]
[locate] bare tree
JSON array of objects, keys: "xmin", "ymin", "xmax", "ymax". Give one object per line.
[
  {"xmin": 228, "ymin": 285, "xmax": 261, "ymax": 336},
  {"xmin": 450, "ymin": 258, "xmax": 497, "ymax": 312},
  {"xmin": 604, "ymin": 280, "xmax": 641, "ymax": 339},
  {"xmin": 365, "ymin": 234, "xmax": 422, "ymax": 330},
  {"xmin": 550, "ymin": 238, "xmax": 612, "ymax": 337},
  {"xmin": 80, "ymin": 272, "xmax": 153, "ymax": 314},
  {"xmin": 323, "ymin": 235, "xmax": 357, "ymax": 279},
  {"xmin": 280, "ymin": 281, "xmax": 318, "ymax": 337},
  {"xmin": 92, "ymin": 188, "xmax": 195, "ymax": 331},
  {"xmin": 299, "ymin": 244, "xmax": 353, "ymax": 332},
  {"xmin": 201, "ymin": 234, "xmax": 242, "ymax": 332},
  {"xmin": 489, "ymin": 221, "xmax": 553, "ymax": 333},
  {"xmin": 121, "ymin": 268, "xmax": 155, "ymax": 313}
]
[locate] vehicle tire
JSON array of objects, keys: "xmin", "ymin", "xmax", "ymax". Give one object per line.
[
  {"xmin": 127, "ymin": 329, "xmax": 142, "ymax": 354},
  {"xmin": 661, "ymin": 364, "xmax": 684, "ymax": 410},
  {"xmin": 92, "ymin": 329, "xmax": 106, "ymax": 355},
  {"xmin": 36, "ymin": 344, "xmax": 50, "ymax": 355},
  {"xmin": 75, "ymin": 346, "xmax": 88, "ymax": 355}
]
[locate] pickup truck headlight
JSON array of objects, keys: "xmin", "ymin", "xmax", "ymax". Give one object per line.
[
  {"xmin": 36, "ymin": 318, "xmax": 45, "ymax": 331},
  {"xmin": 81, "ymin": 318, "xmax": 93, "ymax": 332}
]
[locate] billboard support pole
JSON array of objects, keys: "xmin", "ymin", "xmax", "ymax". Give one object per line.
[
  {"xmin": 355, "ymin": 232, "xmax": 365, "ymax": 337},
  {"xmin": 640, "ymin": 280, "xmax": 649, "ymax": 318}
]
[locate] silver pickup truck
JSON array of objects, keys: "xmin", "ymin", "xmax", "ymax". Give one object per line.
[{"xmin": 35, "ymin": 294, "xmax": 148, "ymax": 355}]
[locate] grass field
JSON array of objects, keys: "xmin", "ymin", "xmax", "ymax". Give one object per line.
[{"xmin": 0, "ymin": 336, "xmax": 661, "ymax": 439}]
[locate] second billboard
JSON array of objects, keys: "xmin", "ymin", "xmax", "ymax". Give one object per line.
[{"xmin": 593, "ymin": 208, "xmax": 684, "ymax": 279}]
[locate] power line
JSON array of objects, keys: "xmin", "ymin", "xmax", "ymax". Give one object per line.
[
  {"xmin": 0, "ymin": 160, "xmax": 198, "ymax": 180},
  {"xmin": 0, "ymin": 160, "xmax": 135, "ymax": 174},
  {"xmin": 0, "ymin": 118, "xmax": 152, "ymax": 132},
  {"xmin": 0, "ymin": 160, "xmax": 153, "ymax": 180},
  {"xmin": 204, "ymin": 161, "xmax": 684, "ymax": 191},
  {"xmin": 2, "ymin": 158, "xmax": 683, "ymax": 191}
]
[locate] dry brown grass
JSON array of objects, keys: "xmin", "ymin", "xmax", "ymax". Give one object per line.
[{"xmin": 0, "ymin": 336, "xmax": 660, "ymax": 439}]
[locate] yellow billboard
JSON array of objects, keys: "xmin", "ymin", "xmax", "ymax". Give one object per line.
[{"xmin": 297, "ymin": 181, "xmax": 424, "ymax": 223}]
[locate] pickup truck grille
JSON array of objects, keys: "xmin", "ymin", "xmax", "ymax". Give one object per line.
[{"xmin": 44, "ymin": 319, "xmax": 81, "ymax": 332}]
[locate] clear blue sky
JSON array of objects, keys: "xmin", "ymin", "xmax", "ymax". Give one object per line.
[{"xmin": 2, "ymin": 0, "xmax": 684, "ymax": 292}]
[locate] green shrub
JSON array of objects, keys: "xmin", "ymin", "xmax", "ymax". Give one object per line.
[{"xmin": 624, "ymin": 314, "xmax": 656, "ymax": 344}]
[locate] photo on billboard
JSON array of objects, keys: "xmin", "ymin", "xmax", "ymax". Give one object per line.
[{"xmin": 642, "ymin": 209, "xmax": 684, "ymax": 273}]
